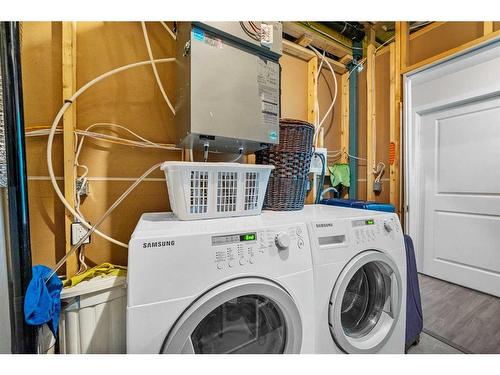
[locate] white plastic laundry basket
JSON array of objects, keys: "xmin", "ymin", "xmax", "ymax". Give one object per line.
[
  {"xmin": 161, "ymin": 162, "xmax": 274, "ymax": 220},
  {"xmin": 58, "ymin": 276, "xmax": 126, "ymax": 354}
]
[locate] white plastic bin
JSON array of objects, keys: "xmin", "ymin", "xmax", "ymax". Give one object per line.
[
  {"xmin": 161, "ymin": 161, "xmax": 274, "ymax": 220},
  {"xmin": 58, "ymin": 276, "xmax": 126, "ymax": 354}
]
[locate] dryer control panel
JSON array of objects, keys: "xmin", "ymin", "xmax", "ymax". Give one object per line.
[
  {"xmin": 211, "ymin": 225, "xmax": 306, "ymax": 270},
  {"xmin": 352, "ymin": 215, "xmax": 401, "ymax": 245}
]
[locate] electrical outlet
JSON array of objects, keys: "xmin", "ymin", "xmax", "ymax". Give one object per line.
[
  {"xmin": 310, "ymin": 147, "xmax": 328, "ymax": 174},
  {"xmin": 71, "ymin": 222, "xmax": 91, "ymax": 246}
]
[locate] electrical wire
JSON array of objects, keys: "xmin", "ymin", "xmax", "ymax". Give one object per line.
[
  {"xmin": 160, "ymin": 21, "xmax": 176, "ymax": 40},
  {"xmin": 141, "ymin": 22, "xmax": 176, "ymax": 115},
  {"xmin": 239, "ymin": 22, "xmax": 260, "ymax": 41},
  {"xmin": 71, "ymin": 122, "xmax": 180, "ymax": 254},
  {"xmin": 373, "ymin": 161, "xmax": 385, "ymax": 183},
  {"xmin": 46, "ymin": 162, "xmax": 162, "ymax": 281},
  {"xmin": 348, "ymin": 57, "xmax": 367, "ymax": 79},
  {"xmin": 47, "ymin": 57, "xmax": 175, "ymax": 249},
  {"xmin": 248, "ymin": 21, "xmax": 261, "ymax": 34},
  {"xmin": 228, "ymin": 147, "xmax": 244, "ymax": 163}
]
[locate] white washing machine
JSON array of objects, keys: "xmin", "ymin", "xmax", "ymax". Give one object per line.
[
  {"xmin": 303, "ymin": 205, "xmax": 407, "ymax": 353},
  {"xmin": 127, "ymin": 212, "xmax": 314, "ymax": 354}
]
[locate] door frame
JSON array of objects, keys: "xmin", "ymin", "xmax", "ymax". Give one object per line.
[{"xmin": 403, "ymin": 37, "xmax": 500, "ymax": 269}]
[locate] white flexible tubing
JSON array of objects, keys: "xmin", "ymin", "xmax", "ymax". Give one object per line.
[
  {"xmin": 160, "ymin": 21, "xmax": 176, "ymax": 40},
  {"xmin": 310, "ymin": 46, "xmax": 338, "ymax": 146},
  {"xmin": 46, "ymin": 162, "xmax": 162, "ymax": 281},
  {"xmin": 141, "ymin": 22, "xmax": 176, "ymax": 115},
  {"xmin": 47, "ymin": 57, "xmax": 175, "ymax": 249}
]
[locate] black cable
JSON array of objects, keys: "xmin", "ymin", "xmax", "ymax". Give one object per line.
[
  {"xmin": 314, "ymin": 152, "xmax": 326, "ymax": 204},
  {"xmin": 203, "ymin": 143, "xmax": 209, "ymax": 162},
  {"xmin": 239, "ymin": 22, "xmax": 259, "ymax": 42}
]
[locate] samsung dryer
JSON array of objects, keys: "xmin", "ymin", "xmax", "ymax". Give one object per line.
[
  {"xmin": 303, "ymin": 205, "xmax": 407, "ymax": 354},
  {"xmin": 127, "ymin": 212, "xmax": 314, "ymax": 354}
]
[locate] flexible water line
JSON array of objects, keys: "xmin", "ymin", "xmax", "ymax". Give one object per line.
[
  {"xmin": 47, "ymin": 57, "xmax": 175, "ymax": 248},
  {"xmin": 309, "ymin": 46, "xmax": 338, "ymax": 147}
]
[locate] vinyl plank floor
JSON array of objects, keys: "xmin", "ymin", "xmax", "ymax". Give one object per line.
[
  {"xmin": 407, "ymin": 332, "xmax": 462, "ymax": 354},
  {"xmin": 419, "ymin": 274, "xmax": 500, "ymax": 354}
]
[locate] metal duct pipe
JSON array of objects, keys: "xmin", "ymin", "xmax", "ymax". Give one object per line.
[
  {"xmin": 319, "ymin": 22, "xmax": 365, "ymax": 42},
  {"xmin": 0, "ymin": 21, "xmax": 37, "ymax": 354}
]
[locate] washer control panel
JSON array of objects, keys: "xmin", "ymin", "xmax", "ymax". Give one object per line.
[
  {"xmin": 352, "ymin": 216, "xmax": 400, "ymax": 245},
  {"xmin": 212, "ymin": 225, "xmax": 305, "ymax": 270}
]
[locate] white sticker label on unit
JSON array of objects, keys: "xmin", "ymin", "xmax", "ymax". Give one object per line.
[
  {"xmin": 260, "ymin": 23, "xmax": 273, "ymax": 45},
  {"xmin": 257, "ymin": 59, "xmax": 279, "ymax": 129}
]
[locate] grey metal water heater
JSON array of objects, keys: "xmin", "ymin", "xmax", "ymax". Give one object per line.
[{"xmin": 175, "ymin": 22, "xmax": 282, "ymax": 154}]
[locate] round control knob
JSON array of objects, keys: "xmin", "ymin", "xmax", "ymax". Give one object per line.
[
  {"xmin": 275, "ymin": 232, "xmax": 291, "ymax": 250},
  {"xmin": 383, "ymin": 220, "xmax": 393, "ymax": 233},
  {"xmin": 297, "ymin": 238, "xmax": 304, "ymax": 249}
]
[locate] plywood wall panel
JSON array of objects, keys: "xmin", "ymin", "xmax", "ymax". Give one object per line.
[
  {"xmin": 409, "ymin": 22, "xmax": 483, "ymax": 66},
  {"xmin": 76, "ymin": 22, "xmax": 178, "ymax": 178},
  {"xmin": 21, "ymin": 22, "xmax": 62, "ymax": 127},
  {"xmin": 28, "ymin": 180, "xmax": 66, "ymax": 267},
  {"xmin": 25, "ymin": 137, "xmax": 64, "ymax": 177},
  {"xmin": 280, "ymin": 54, "xmax": 308, "ymax": 121},
  {"xmin": 319, "ymin": 70, "xmax": 342, "ymax": 156},
  {"xmin": 495, "ymin": 22, "xmax": 500, "ymax": 32}
]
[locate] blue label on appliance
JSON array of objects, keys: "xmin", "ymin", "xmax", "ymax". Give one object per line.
[
  {"xmin": 193, "ymin": 28, "xmax": 205, "ymax": 41},
  {"xmin": 269, "ymin": 131, "xmax": 278, "ymax": 141}
]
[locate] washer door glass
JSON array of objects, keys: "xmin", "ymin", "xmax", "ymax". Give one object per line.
[
  {"xmin": 191, "ymin": 294, "xmax": 286, "ymax": 354},
  {"xmin": 340, "ymin": 262, "xmax": 388, "ymax": 338},
  {"xmin": 162, "ymin": 278, "xmax": 302, "ymax": 354}
]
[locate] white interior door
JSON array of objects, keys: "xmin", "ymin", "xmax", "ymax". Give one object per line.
[{"xmin": 405, "ymin": 39, "xmax": 500, "ymax": 297}]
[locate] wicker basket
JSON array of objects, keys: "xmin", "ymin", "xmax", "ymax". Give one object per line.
[{"xmin": 255, "ymin": 118, "xmax": 314, "ymax": 211}]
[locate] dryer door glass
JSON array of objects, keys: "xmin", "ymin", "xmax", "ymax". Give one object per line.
[
  {"xmin": 190, "ymin": 294, "xmax": 286, "ymax": 354},
  {"xmin": 328, "ymin": 250, "xmax": 402, "ymax": 353},
  {"xmin": 340, "ymin": 262, "xmax": 388, "ymax": 338}
]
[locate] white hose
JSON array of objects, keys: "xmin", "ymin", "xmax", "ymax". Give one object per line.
[
  {"xmin": 46, "ymin": 162, "xmax": 162, "ymax": 281},
  {"xmin": 141, "ymin": 22, "xmax": 176, "ymax": 115},
  {"xmin": 309, "ymin": 46, "xmax": 338, "ymax": 147},
  {"xmin": 47, "ymin": 57, "xmax": 175, "ymax": 248},
  {"xmin": 160, "ymin": 21, "xmax": 176, "ymax": 40}
]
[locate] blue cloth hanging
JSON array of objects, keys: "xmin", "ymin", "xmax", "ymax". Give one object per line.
[{"xmin": 24, "ymin": 265, "xmax": 63, "ymax": 336}]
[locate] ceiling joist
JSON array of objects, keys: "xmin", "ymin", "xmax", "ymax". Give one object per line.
[{"xmin": 282, "ymin": 22, "xmax": 353, "ymax": 65}]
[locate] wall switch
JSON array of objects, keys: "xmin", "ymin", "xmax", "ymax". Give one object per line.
[{"xmin": 71, "ymin": 222, "xmax": 91, "ymax": 245}]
